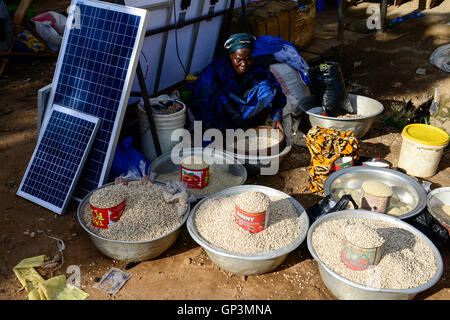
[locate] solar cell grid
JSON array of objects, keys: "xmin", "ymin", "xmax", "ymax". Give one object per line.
[
  {"xmin": 17, "ymin": 105, "xmax": 100, "ymax": 214},
  {"xmin": 44, "ymin": 0, "xmax": 149, "ymax": 200}
]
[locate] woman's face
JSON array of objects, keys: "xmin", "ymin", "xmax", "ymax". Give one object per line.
[{"xmin": 229, "ymin": 47, "xmax": 253, "ymax": 75}]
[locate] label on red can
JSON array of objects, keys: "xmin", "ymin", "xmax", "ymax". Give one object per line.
[
  {"xmin": 90, "ymin": 200, "xmax": 125, "ymax": 229},
  {"xmin": 180, "ymin": 166, "xmax": 209, "ymax": 189},
  {"xmin": 234, "ymin": 205, "xmax": 268, "ymax": 233}
]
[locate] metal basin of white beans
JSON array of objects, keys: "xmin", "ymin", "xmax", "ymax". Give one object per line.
[{"xmin": 77, "ymin": 181, "xmax": 190, "ymax": 262}]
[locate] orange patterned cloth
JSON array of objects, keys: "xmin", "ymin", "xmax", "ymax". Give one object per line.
[{"xmin": 303, "ymin": 126, "xmax": 360, "ymax": 194}]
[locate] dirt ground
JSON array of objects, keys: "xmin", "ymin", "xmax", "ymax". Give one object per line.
[{"xmin": 0, "ymin": 1, "xmax": 449, "ymax": 301}]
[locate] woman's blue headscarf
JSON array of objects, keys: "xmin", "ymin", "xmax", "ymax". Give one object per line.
[{"xmin": 223, "ymin": 33, "xmax": 256, "ymax": 54}]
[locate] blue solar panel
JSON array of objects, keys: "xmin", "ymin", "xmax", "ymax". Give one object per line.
[
  {"xmin": 45, "ymin": 0, "xmax": 149, "ymax": 200},
  {"xmin": 17, "ymin": 105, "xmax": 100, "ymax": 214}
]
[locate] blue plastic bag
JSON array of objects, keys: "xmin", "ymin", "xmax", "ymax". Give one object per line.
[{"xmin": 109, "ymin": 136, "xmax": 151, "ymax": 181}]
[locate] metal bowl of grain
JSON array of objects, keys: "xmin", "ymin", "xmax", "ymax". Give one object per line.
[
  {"xmin": 307, "ymin": 210, "xmax": 443, "ymax": 300},
  {"xmin": 77, "ymin": 181, "xmax": 190, "ymax": 262},
  {"xmin": 426, "ymin": 187, "xmax": 450, "ymax": 234},
  {"xmin": 323, "ymin": 166, "xmax": 427, "ymax": 220},
  {"xmin": 187, "ymin": 185, "xmax": 310, "ymax": 275},
  {"xmin": 225, "ymin": 135, "xmax": 292, "ymax": 176},
  {"xmin": 149, "ymin": 147, "xmax": 247, "ymax": 200},
  {"xmin": 306, "ymin": 94, "xmax": 384, "ymax": 138},
  {"xmin": 227, "ymin": 126, "xmax": 286, "ymax": 156}
]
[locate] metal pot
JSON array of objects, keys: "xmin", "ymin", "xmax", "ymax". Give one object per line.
[
  {"xmin": 148, "ymin": 147, "xmax": 247, "ymax": 199},
  {"xmin": 77, "ymin": 181, "xmax": 190, "ymax": 262},
  {"xmin": 427, "ymin": 186, "xmax": 450, "ymax": 234},
  {"xmin": 323, "ymin": 166, "xmax": 427, "ymax": 220},
  {"xmin": 307, "ymin": 210, "xmax": 443, "ymax": 300},
  {"xmin": 306, "ymin": 94, "xmax": 384, "ymax": 138},
  {"xmin": 225, "ymin": 135, "xmax": 293, "ymax": 176},
  {"xmin": 187, "ymin": 185, "xmax": 310, "ymax": 275}
]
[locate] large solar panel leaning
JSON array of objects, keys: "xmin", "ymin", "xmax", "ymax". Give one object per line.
[
  {"xmin": 43, "ymin": 0, "xmax": 150, "ymax": 200},
  {"xmin": 17, "ymin": 105, "xmax": 101, "ymax": 214}
]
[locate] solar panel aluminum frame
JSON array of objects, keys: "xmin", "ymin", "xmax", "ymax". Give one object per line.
[
  {"xmin": 17, "ymin": 105, "xmax": 101, "ymax": 215},
  {"xmin": 42, "ymin": 0, "xmax": 150, "ymax": 200}
]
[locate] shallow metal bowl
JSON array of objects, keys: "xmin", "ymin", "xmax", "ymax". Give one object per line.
[
  {"xmin": 427, "ymin": 187, "xmax": 450, "ymax": 233},
  {"xmin": 225, "ymin": 135, "xmax": 293, "ymax": 176},
  {"xmin": 323, "ymin": 166, "xmax": 427, "ymax": 220},
  {"xmin": 187, "ymin": 185, "xmax": 310, "ymax": 275},
  {"xmin": 306, "ymin": 94, "xmax": 384, "ymax": 138},
  {"xmin": 148, "ymin": 147, "xmax": 247, "ymax": 199},
  {"xmin": 307, "ymin": 210, "xmax": 443, "ymax": 300},
  {"xmin": 77, "ymin": 181, "xmax": 190, "ymax": 262}
]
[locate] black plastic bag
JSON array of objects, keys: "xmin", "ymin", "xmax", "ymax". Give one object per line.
[
  {"xmin": 306, "ymin": 194, "xmax": 358, "ymax": 224},
  {"xmin": 303, "ymin": 61, "xmax": 354, "ymax": 116},
  {"xmin": 306, "ymin": 194, "xmax": 449, "ymax": 248},
  {"xmin": 405, "ymin": 210, "xmax": 449, "ymax": 248}
]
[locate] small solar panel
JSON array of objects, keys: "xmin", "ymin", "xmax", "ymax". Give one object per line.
[
  {"xmin": 44, "ymin": 0, "xmax": 149, "ymax": 200},
  {"xmin": 17, "ymin": 105, "xmax": 100, "ymax": 214}
]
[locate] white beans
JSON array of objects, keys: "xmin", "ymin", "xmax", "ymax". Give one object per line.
[
  {"xmin": 312, "ymin": 217, "xmax": 438, "ymax": 289},
  {"xmin": 181, "ymin": 155, "xmax": 209, "ymax": 170},
  {"xmin": 89, "ymin": 184, "xmax": 126, "ymax": 208},
  {"xmin": 344, "ymin": 224, "xmax": 384, "ymax": 248},
  {"xmin": 195, "ymin": 194, "xmax": 302, "ymax": 255},
  {"xmin": 235, "ymin": 191, "xmax": 270, "ymax": 213},
  {"xmin": 362, "ymin": 181, "xmax": 393, "ymax": 197},
  {"xmin": 83, "ymin": 181, "xmax": 184, "ymax": 241}
]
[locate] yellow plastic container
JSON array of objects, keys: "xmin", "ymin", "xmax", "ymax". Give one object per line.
[{"xmin": 398, "ymin": 124, "xmax": 449, "ymax": 178}]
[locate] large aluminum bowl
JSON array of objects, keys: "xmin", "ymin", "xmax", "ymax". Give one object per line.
[
  {"xmin": 187, "ymin": 185, "xmax": 310, "ymax": 275},
  {"xmin": 323, "ymin": 166, "xmax": 427, "ymax": 220},
  {"xmin": 427, "ymin": 187, "xmax": 450, "ymax": 234},
  {"xmin": 306, "ymin": 94, "xmax": 384, "ymax": 138},
  {"xmin": 77, "ymin": 181, "xmax": 190, "ymax": 262},
  {"xmin": 225, "ymin": 135, "xmax": 293, "ymax": 176},
  {"xmin": 307, "ymin": 210, "xmax": 443, "ymax": 300},
  {"xmin": 148, "ymin": 147, "xmax": 247, "ymax": 199}
]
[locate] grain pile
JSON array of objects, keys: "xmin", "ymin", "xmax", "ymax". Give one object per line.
[
  {"xmin": 344, "ymin": 224, "xmax": 384, "ymax": 248},
  {"xmin": 228, "ymin": 135, "xmax": 281, "ymax": 154},
  {"xmin": 235, "ymin": 191, "xmax": 270, "ymax": 213},
  {"xmin": 181, "ymin": 155, "xmax": 209, "ymax": 170},
  {"xmin": 331, "ymin": 187, "xmax": 412, "ymax": 216},
  {"xmin": 89, "ymin": 184, "xmax": 126, "ymax": 208},
  {"xmin": 312, "ymin": 217, "xmax": 438, "ymax": 289},
  {"xmin": 194, "ymin": 193, "xmax": 302, "ymax": 255},
  {"xmin": 362, "ymin": 181, "xmax": 393, "ymax": 198},
  {"xmin": 83, "ymin": 181, "xmax": 185, "ymax": 241},
  {"xmin": 156, "ymin": 166, "xmax": 243, "ymax": 197}
]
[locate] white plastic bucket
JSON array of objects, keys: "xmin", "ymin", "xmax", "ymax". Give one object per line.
[
  {"xmin": 398, "ymin": 137, "xmax": 447, "ymax": 178},
  {"xmin": 397, "ymin": 124, "xmax": 449, "ymax": 178},
  {"xmin": 137, "ymin": 100, "xmax": 186, "ymax": 161}
]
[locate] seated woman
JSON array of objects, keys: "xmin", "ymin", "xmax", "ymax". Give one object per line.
[{"xmin": 184, "ymin": 33, "xmax": 286, "ymax": 134}]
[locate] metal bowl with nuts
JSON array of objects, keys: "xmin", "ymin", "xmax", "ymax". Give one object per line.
[
  {"xmin": 187, "ymin": 185, "xmax": 310, "ymax": 275},
  {"xmin": 77, "ymin": 181, "xmax": 190, "ymax": 262}
]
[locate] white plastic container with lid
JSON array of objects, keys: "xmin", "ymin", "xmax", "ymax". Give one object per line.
[{"xmin": 397, "ymin": 124, "xmax": 449, "ymax": 178}]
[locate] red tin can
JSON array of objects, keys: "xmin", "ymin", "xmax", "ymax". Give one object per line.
[{"xmin": 90, "ymin": 199, "xmax": 126, "ymax": 229}]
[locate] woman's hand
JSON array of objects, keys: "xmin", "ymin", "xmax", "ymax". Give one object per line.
[{"xmin": 272, "ymin": 118, "xmax": 284, "ymax": 134}]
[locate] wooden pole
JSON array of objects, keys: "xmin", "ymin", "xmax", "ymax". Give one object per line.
[
  {"xmin": 379, "ymin": 0, "xmax": 388, "ymax": 33},
  {"xmin": 337, "ymin": 0, "xmax": 345, "ymax": 42}
]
